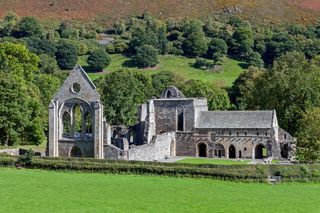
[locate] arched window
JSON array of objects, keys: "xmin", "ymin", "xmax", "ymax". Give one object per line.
[
  {"xmin": 73, "ymin": 104, "xmax": 82, "ymax": 139},
  {"xmin": 166, "ymin": 90, "xmax": 172, "ymax": 98},
  {"xmin": 62, "ymin": 111, "xmax": 71, "ymax": 138},
  {"xmin": 84, "ymin": 111, "xmax": 92, "ymax": 139},
  {"xmin": 214, "ymin": 144, "xmax": 225, "ymax": 158},
  {"xmin": 177, "ymin": 105, "xmax": 184, "ymax": 131}
]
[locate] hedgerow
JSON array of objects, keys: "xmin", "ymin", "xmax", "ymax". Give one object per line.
[{"xmin": 1, "ymin": 155, "xmax": 320, "ymax": 182}]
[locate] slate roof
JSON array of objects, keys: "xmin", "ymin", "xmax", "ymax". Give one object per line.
[{"xmin": 196, "ymin": 110, "xmax": 276, "ymax": 129}]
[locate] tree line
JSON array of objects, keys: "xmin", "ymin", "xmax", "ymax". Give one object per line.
[{"xmin": 1, "ymin": 13, "xmax": 320, "ymax": 161}]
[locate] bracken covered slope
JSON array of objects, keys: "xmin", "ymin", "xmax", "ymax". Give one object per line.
[{"xmin": 0, "ymin": 0, "xmax": 319, "ymax": 23}]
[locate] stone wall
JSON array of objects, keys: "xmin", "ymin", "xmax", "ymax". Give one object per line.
[
  {"xmin": 128, "ymin": 132, "xmax": 175, "ymax": 161},
  {"xmin": 0, "ymin": 149, "xmax": 19, "ymax": 156},
  {"xmin": 154, "ymin": 99, "xmax": 195, "ymax": 134},
  {"xmin": 58, "ymin": 140, "xmax": 94, "ymax": 157}
]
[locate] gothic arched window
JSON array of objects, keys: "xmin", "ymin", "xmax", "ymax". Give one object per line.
[
  {"xmin": 62, "ymin": 111, "xmax": 71, "ymax": 138},
  {"xmin": 177, "ymin": 105, "xmax": 184, "ymax": 131}
]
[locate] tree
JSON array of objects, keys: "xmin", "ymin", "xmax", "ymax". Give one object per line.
[
  {"xmin": 0, "ymin": 13, "xmax": 19, "ymax": 37},
  {"xmin": 229, "ymin": 23, "xmax": 254, "ymax": 58},
  {"xmin": 182, "ymin": 20, "xmax": 208, "ymax": 57},
  {"xmin": 151, "ymin": 71, "xmax": 184, "ymax": 96},
  {"xmin": 38, "ymin": 54, "xmax": 60, "ymax": 74},
  {"xmin": 240, "ymin": 52, "xmax": 320, "ymax": 134},
  {"xmin": 296, "ymin": 108, "xmax": 320, "ymax": 163},
  {"xmin": 24, "ymin": 36, "xmax": 57, "ymax": 56},
  {"xmin": 98, "ymin": 69, "xmax": 153, "ymax": 125},
  {"xmin": 0, "ymin": 42, "xmax": 40, "ymax": 81},
  {"xmin": 246, "ymin": 51, "xmax": 264, "ymax": 68},
  {"xmin": 134, "ymin": 45, "xmax": 158, "ymax": 68},
  {"xmin": 0, "ymin": 73, "xmax": 45, "ymax": 146},
  {"xmin": 207, "ymin": 38, "xmax": 228, "ymax": 63},
  {"xmin": 229, "ymin": 67, "xmax": 264, "ymax": 109},
  {"xmin": 55, "ymin": 40, "xmax": 78, "ymax": 70},
  {"xmin": 15, "ymin": 16, "xmax": 42, "ymax": 37},
  {"xmin": 180, "ymin": 80, "xmax": 231, "ymax": 110},
  {"xmin": 87, "ymin": 49, "xmax": 111, "ymax": 72}
]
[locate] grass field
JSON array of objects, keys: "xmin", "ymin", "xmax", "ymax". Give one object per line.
[
  {"xmin": 0, "ymin": 143, "xmax": 46, "ymax": 152},
  {"xmin": 0, "ymin": 168, "xmax": 319, "ymax": 213},
  {"xmin": 176, "ymin": 158, "xmax": 251, "ymax": 165},
  {"xmin": 79, "ymin": 54, "xmax": 245, "ymax": 86}
]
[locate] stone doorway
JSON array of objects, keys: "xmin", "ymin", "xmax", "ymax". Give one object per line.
[
  {"xmin": 255, "ymin": 144, "xmax": 266, "ymax": 159},
  {"xmin": 229, "ymin": 145, "xmax": 236, "ymax": 159},
  {"xmin": 281, "ymin": 144, "xmax": 289, "ymax": 158},
  {"xmin": 70, "ymin": 146, "xmax": 82, "ymax": 157},
  {"xmin": 198, "ymin": 143, "xmax": 207, "ymax": 157}
]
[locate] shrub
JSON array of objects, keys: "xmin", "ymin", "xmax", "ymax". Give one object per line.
[
  {"xmin": 55, "ymin": 40, "xmax": 78, "ymax": 70},
  {"xmin": 134, "ymin": 45, "xmax": 159, "ymax": 68},
  {"xmin": 87, "ymin": 48, "xmax": 111, "ymax": 72},
  {"xmin": 193, "ymin": 58, "xmax": 212, "ymax": 70},
  {"xmin": 17, "ymin": 149, "xmax": 34, "ymax": 167}
]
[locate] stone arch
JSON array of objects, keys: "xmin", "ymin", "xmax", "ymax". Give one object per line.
[
  {"xmin": 73, "ymin": 103, "xmax": 83, "ymax": 139},
  {"xmin": 281, "ymin": 143, "xmax": 289, "ymax": 159},
  {"xmin": 176, "ymin": 105, "xmax": 185, "ymax": 131},
  {"xmin": 166, "ymin": 90, "xmax": 172, "ymax": 98},
  {"xmin": 197, "ymin": 142, "xmax": 208, "ymax": 157},
  {"xmin": 84, "ymin": 111, "xmax": 93, "ymax": 140},
  {"xmin": 69, "ymin": 146, "xmax": 82, "ymax": 157},
  {"xmin": 62, "ymin": 111, "xmax": 71, "ymax": 138},
  {"xmin": 228, "ymin": 144, "xmax": 236, "ymax": 159},
  {"xmin": 255, "ymin": 144, "xmax": 267, "ymax": 159},
  {"xmin": 214, "ymin": 143, "xmax": 225, "ymax": 158}
]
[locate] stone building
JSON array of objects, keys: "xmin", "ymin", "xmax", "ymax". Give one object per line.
[{"xmin": 48, "ymin": 66, "xmax": 295, "ymax": 161}]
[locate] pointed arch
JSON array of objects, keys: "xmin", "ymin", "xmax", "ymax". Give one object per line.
[
  {"xmin": 73, "ymin": 103, "xmax": 83, "ymax": 139},
  {"xmin": 62, "ymin": 111, "xmax": 71, "ymax": 138},
  {"xmin": 84, "ymin": 111, "xmax": 92, "ymax": 139},
  {"xmin": 176, "ymin": 105, "xmax": 185, "ymax": 131}
]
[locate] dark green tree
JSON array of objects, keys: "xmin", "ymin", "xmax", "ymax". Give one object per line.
[
  {"xmin": 134, "ymin": 45, "xmax": 158, "ymax": 68},
  {"xmin": 180, "ymin": 80, "xmax": 231, "ymax": 110},
  {"xmin": 246, "ymin": 51, "xmax": 264, "ymax": 68},
  {"xmin": 151, "ymin": 71, "xmax": 184, "ymax": 96},
  {"xmin": 97, "ymin": 69, "xmax": 153, "ymax": 125},
  {"xmin": 87, "ymin": 49, "xmax": 111, "ymax": 72},
  {"xmin": 38, "ymin": 54, "xmax": 60, "ymax": 74},
  {"xmin": 296, "ymin": 107, "xmax": 320, "ymax": 163},
  {"xmin": 55, "ymin": 40, "xmax": 78, "ymax": 70},
  {"xmin": 15, "ymin": 16, "xmax": 42, "ymax": 37},
  {"xmin": 207, "ymin": 38, "xmax": 228, "ymax": 63},
  {"xmin": 0, "ymin": 73, "xmax": 45, "ymax": 146}
]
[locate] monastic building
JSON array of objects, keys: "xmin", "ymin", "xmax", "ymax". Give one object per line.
[{"xmin": 48, "ymin": 66, "xmax": 295, "ymax": 161}]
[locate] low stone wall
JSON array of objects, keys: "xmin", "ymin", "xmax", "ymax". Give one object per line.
[
  {"xmin": 128, "ymin": 132, "xmax": 175, "ymax": 161},
  {"xmin": 0, "ymin": 149, "xmax": 19, "ymax": 156}
]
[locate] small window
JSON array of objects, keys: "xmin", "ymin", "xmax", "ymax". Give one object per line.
[
  {"xmin": 236, "ymin": 132, "xmax": 239, "ymax": 136},
  {"xmin": 244, "ymin": 132, "xmax": 247, "ymax": 136},
  {"xmin": 257, "ymin": 132, "xmax": 260, "ymax": 136},
  {"xmin": 229, "ymin": 131, "xmax": 232, "ymax": 135},
  {"xmin": 284, "ymin": 134, "xmax": 287, "ymax": 139},
  {"xmin": 71, "ymin": 83, "xmax": 81, "ymax": 93},
  {"xmin": 244, "ymin": 147, "xmax": 247, "ymax": 151}
]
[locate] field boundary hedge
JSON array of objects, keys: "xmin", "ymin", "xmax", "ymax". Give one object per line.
[{"xmin": 1, "ymin": 155, "xmax": 320, "ymax": 183}]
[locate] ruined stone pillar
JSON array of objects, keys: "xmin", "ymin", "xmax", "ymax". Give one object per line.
[
  {"xmin": 93, "ymin": 101, "xmax": 104, "ymax": 159},
  {"xmin": 48, "ymin": 100, "xmax": 59, "ymax": 157}
]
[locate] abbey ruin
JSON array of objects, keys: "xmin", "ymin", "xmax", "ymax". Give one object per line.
[{"xmin": 48, "ymin": 66, "xmax": 295, "ymax": 161}]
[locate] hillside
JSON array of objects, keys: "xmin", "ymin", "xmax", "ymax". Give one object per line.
[{"xmin": 0, "ymin": 0, "xmax": 319, "ymax": 24}]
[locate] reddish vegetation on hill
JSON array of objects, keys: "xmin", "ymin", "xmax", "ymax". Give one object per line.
[{"xmin": 0, "ymin": 0, "xmax": 319, "ymax": 23}]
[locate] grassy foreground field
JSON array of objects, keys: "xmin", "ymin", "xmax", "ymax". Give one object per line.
[
  {"xmin": 79, "ymin": 54, "xmax": 245, "ymax": 86},
  {"xmin": 176, "ymin": 158, "xmax": 251, "ymax": 165},
  {"xmin": 0, "ymin": 168, "xmax": 320, "ymax": 213}
]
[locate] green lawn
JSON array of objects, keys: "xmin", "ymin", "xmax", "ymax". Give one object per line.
[
  {"xmin": 79, "ymin": 54, "xmax": 245, "ymax": 86},
  {"xmin": 0, "ymin": 168, "xmax": 319, "ymax": 213},
  {"xmin": 176, "ymin": 158, "xmax": 251, "ymax": 165}
]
